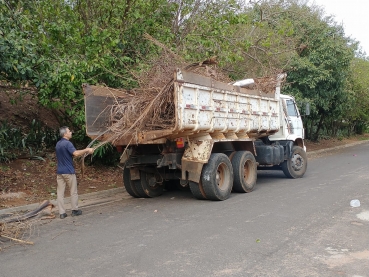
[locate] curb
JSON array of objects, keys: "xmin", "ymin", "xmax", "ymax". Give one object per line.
[
  {"xmin": 306, "ymin": 139, "xmax": 369, "ymax": 158},
  {"xmin": 0, "ymin": 187, "xmax": 131, "ymax": 216},
  {"xmin": 1, "ymin": 140, "xmax": 368, "ymax": 216}
]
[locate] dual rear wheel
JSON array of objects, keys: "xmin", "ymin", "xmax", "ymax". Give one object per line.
[
  {"xmin": 123, "ymin": 167, "xmax": 164, "ymax": 198},
  {"xmin": 123, "ymin": 147, "xmax": 307, "ymax": 200},
  {"xmin": 189, "ymin": 151, "xmax": 257, "ymax": 201},
  {"xmin": 124, "ymin": 151, "xmax": 257, "ymax": 201},
  {"xmin": 190, "ymin": 153, "xmax": 233, "ymax": 201}
]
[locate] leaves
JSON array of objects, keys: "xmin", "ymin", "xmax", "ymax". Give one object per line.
[{"xmin": 0, "ymin": 0, "xmax": 368, "ymax": 142}]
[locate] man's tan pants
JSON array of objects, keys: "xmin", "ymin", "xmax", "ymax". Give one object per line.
[{"xmin": 57, "ymin": 174, "xmax": 78, "ymax": 214}]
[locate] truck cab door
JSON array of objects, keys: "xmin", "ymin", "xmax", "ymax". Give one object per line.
[{"xmin": 285, "ymin": 99, "xmax": 304, "ymax": 138}]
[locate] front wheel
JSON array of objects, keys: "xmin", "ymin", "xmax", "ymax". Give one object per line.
[{"xmin": 281, "ymin": 146, "xmax": 307, "ymax": 178}]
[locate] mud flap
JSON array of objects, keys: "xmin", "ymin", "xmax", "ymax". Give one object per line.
[{"xmin": 181, "ymin": 139, "xmax": 214, "ymax": 183}]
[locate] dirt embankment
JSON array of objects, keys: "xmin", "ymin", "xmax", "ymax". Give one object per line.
[
  {"xmin": 0, "ymin": 155, "xmax": 121, "ymax": 209},
  {"xmin": 0, "ymin": 87, "xmax": 60, "ymax": 129}
]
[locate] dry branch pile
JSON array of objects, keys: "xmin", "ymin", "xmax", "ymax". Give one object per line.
[
  {"xmin": 0, "ymin": 200, "xmax": 55, "ymax": 248},
  {"xmin": 109, "ymin": 84, "xmax": 175, "ymax": 133},
  {"xmin": 89, "ymin": 34, "xmax": 231, "ymax": 148},
  {"xmin": 253, "ymin": 75, "xmax": 284, "ymax": 94},
  {"xmin": 1, "ymin": 219, "xmax": 36, "ymax": 247},
  {"xmin": 88, "ymin": 34, "xmax": 282, "ymax": 151}
]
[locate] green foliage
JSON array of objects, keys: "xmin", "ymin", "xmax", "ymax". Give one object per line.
[
  {"xmin": 279, "ymin": 2, "xmax": 356, "ymax": 140},
  {"xmin": 90, "ymin": 142, "xmax": 120, "ymax": 166},
  {"xmin": 345, "ymin": 57, "xmax": 369, "ymax": 134},
  {"xmin": 1, "ymin": 0, "xmax": 175, "ymax": 140},
  {"xmin": 0, "ymin": 0, "xmax": 368, "ymax": 148},
  {"xmin": 0, "ymin": 120, "xmax": 59, "ymax": 162},
  {"xmin": 177, "ymin": 0, "xmax": 251, "ymax": 66},
  {"xmin": 0, "ymin": 1, "xmax": 38, "ymax": 85}
]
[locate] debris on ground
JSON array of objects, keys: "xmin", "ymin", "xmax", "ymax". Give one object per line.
[{"xmin": 0, "ymin": 200, "xmax": 55, "ymax": 248}]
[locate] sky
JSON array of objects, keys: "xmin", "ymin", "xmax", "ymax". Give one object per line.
[{"xmin": 310, "ymin": 0, "xmax": 369, "ymax": 54}]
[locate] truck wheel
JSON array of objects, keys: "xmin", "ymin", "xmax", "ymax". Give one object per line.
[
  {"xmin": 201, "ymin": 153, "xmax": 233, "ymax": 201},
  {"xmin": 281, "ymin": 146, "xmax": 307, "ymax": 178},
  {"xmin": 189, "ymin": 181, "xmax": 207, "ymax": 200},
  {"xmin": 132, "ymin": 176, "xmax": 149, "ymax": 198},
  {"xmin": 231, "ymin": 151, "xmax": 257, "ymax": 193},
  {"xmin": 139, "ymin": 171, "xmax": 164, "ymax": 197},
  {"xmin": 123, "ymin": 167, "xmax": 140, "ymax": 198}
]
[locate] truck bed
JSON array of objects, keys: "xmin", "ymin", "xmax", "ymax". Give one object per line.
[{"xmin": 83, "ymin": 69, "xmax": 281, "ymax": 145}]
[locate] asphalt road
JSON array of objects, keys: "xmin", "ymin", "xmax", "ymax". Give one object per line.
[{"xmin": 1, "ymin": 142, "xmax": 369, "ymax": 277}]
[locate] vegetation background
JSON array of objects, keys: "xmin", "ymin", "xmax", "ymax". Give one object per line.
[
  {"xmin": 1, "ymin": 0, "xmax": 369, "ymax": 208},
  {"xmin": 1, "ymin": 0, "xmax": 369, "ymax": 161}
]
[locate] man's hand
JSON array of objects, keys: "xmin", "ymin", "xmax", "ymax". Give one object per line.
[{"xmin": 86, "ymin": 148, "xmax": 94, "ymax": 155}]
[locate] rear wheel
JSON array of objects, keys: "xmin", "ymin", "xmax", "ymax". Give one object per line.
[
  {"xmin": 132, "ymin": 176, "xmax": 148, "ymax": 198},
  {"xmin": 140, "ymin": 170, "xmax": 164, "ymax": 197},
  {"xmin": 189, "ymin": 180, "xmax": 207, "ymax": 200},
  {"xmin": 123, "ymin": 167, "xmax": 141, "ymax": 198},
  {"xmin": 231, "ymin": 151, "xmax": 257, "ymax": 193},
  {"xmin": 201, "ymin": 153, "xmax": 233, "ymax": 201},
  {"xmin": 281, "ymin": 146, "xmax": 307, "ymax": 178}
]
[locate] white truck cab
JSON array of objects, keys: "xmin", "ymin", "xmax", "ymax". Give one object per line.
[{"xmin": 269, "ymin": 94, "xmax": 305, "ymax": 151}]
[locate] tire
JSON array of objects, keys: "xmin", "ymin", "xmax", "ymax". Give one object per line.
[
  {"xmin": 189, "ymin": 180, "xmax": 207, "ymax": 200},
  {"xmin": 132, "ymin": 176, "xmax": 149, "ymax": 198},
  {"xmin": 123, "ymin": 167, "xmax": 140, "ymax": 198},
  {"xmin": 281, "ymin": 146, "xmax": 307, "ymax": 178},
  {"xmin": 140, "ymin": 170, "xmax": 164, "ymax": 197},
  {"xmin": 231, "ymin": 151, "xmax": 257, "ymax": 193},
  {"xmin": 201, "ymin": 153, "xmax": 233, "ymax": 201}
]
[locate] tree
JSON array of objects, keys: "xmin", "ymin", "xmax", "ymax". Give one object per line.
[
  {"xmin": 277, "ymin": 1, "xmax": 356, "ymax": 140},
  {"xmin": 1, "ymin": 0, "xmax": 175, "ymax": 139},
  {"xmin": 345, "ymin": 56, "xmax": 369, "ymax": 134},
  {"xmin": 1, "ymin": 0, "xmax": 367, "ymax": 143},
  {"xmin": 0, "ymin": 1, "xmax": 39, "ymax": 86}
]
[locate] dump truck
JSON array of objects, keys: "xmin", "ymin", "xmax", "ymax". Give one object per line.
[{"xmin": 83, "ymin": 69, "xmax": 308, "ymax": 201}]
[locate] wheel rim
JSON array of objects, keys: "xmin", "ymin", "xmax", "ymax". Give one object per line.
[
  {"xmin": 146, "ymin": 173, "xmax": 161, "ymax": 189},
  {"xmin": 243, "ymin": 160, "xmax": 253, "ymax": 182},
  {"xmin": 216, "ymin": 162, "xmax": 230, "ymax": 190},
  {"xmin": 291, "ymin": 153, "xmax": 304, "ymax": 171}
]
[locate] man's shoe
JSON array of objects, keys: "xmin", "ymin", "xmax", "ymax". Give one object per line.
[
  {"xmin": 71, "ymin": 210, "xmax": 82, "ymax": 216},
  {"xmin": 60, "ymin": 213, "xmax": 67, "ymax": 219}
]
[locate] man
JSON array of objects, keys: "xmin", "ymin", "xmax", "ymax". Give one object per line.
[{"xmin": 56, "ymin": 126, "xmax": 94, "ymax": 219}]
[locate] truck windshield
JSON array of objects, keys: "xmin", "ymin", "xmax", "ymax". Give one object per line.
[{"xmin": 286, "ymin": 99, "xmax": 298, "ymax": 116}]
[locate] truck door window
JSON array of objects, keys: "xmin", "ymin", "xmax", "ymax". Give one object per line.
[{"xmin": 286, "ymin": 99, "xmax": 298, "ymax": 117}]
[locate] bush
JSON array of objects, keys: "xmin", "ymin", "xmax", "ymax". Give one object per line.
[
  {"xmin": 0, "ymin": 120, "xmax": 59, "ymax": 162},
  {"xmin": 90, "ymin": 142, "xmax": 120, "ymax": 166},
  {"xmin": 355, "ymin": 123, "xmax": 368, "ymax": 135}
]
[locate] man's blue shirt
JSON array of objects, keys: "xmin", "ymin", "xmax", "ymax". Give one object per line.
[{"xmin": 56, "ymin": 138, "xmax": 76, "ymax": 174}]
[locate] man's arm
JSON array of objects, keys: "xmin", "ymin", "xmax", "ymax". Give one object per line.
[{"xmin": 73, "ymin": 148, "xmax": 94, "ymax": 157}]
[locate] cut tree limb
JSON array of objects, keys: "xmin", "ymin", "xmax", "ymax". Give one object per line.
[
  {"xmin": 0, "ymin": 200, "xmax": 54, "ymax": 224},
  {"xmin": 0, "ymin": 234, "xmax": 34, "ymax": 245}
]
